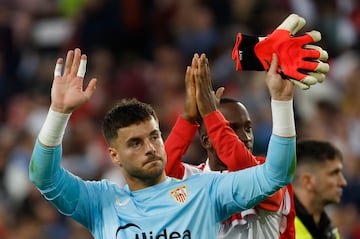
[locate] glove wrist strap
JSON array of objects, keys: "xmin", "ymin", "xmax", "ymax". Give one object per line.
[
  {"xmin": 240, "ymin": 45, "xmax": 265, "ymax": 70},
  {"xmin": 232, "ymin": 34, "xmax": 264, "ymax": 71}
]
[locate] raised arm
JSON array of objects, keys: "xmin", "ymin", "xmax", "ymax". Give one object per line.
[
  {"xmin": 165, "ymin": 56, "xmax": 200, "ymax": 178},
  {"xmin": 165, "ymin": 53, "xmax": 258, "ymax": 178},
  {"xmin": 198, "ymin": 54, "xmax": 295, "ymax": 215},
  {"xmin": 194, "ymin": 54, "xmax": 259, "ymax": 170},
  {"xmin": 29, "ymin": 48, "xmax": 97, "ymax": 217}
]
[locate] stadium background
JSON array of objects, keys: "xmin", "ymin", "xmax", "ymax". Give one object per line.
[{"xmin": 1, "ymin": 0, "xmax": 360, "ymax": 238}]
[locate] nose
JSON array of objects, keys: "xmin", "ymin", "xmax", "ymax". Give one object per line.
[
  {"xmin": 339, "ymin": 173, "xmax": 348, "ymax": 187},
  {"xmin": 237, "ymin": 130, "xmax": 252, "ymax": 145},
  {"xmin": 145, "ymin": 139, "xmax": 156, "ymax": 154}
]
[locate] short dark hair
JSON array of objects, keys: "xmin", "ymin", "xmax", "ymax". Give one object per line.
[
  {"xmin": 296, "ymin": 139, "xmax": 343, "ymax": 165},
  {"xmin": 102, "ymin": 98, "xmax": 158, "ymax": 144}
]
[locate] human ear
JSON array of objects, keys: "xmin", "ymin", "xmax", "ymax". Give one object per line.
[
  {"xmin": 108, "ymin": 147, "xmax": 121, "ymax": 165},
  {"xmin": 302, "ymin": 173, "xmax": 315, "ymax": 191},
  {"xmin": 200, "ymin": 134, "xmax": 212, "ymax": 149}
]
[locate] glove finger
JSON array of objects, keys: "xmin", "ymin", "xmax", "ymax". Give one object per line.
[
  {"xmin": 305, "ymin": 30, "xmax": 322, "ymax": 43},
  {"xmin": 299, "ymin": 60, "xmax": 321, "ymax": 72},
  {"xmin": 291, "ymin": 16, "xmax": 306, "ymax": 35},
  {"xmin": 292, "ymin": 31, "xmax": 321, "ymax": 47},
  {"xmin": 302, "ymin": 75, "xmax": 319, "ymax": 85},
  {"xmin": 277, "ymin": 14, "xmax": 302, "ymax": 33},
  {"xmin": 315, "ymin": 61, "xmax": 330, "ymax": 74},
  {"xmin": 289, "ymin": 78, "xmax": 310, "ymax": 90},
  {"xmin": 304, "ymin": 45, "xmax": 329, "ymax": 61},
  {"xmin": 283, "ymin": 68, "xmax": 309, "ymax": 82},
  {"xmin": 300, "ymin": 46, "xmax": 321, "ymax": 59},
  {"xmin": 307, "ymin": 71, "xmax": 326, "ymax": 83}
]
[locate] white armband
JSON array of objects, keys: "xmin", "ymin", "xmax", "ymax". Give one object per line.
[
  {"xmin": 271, "ymin": 99, "xmax": 296, "ymax": 137},
  {"xmin": 38, "ymin": 108, "xmax": 71, "ymax": 147}
]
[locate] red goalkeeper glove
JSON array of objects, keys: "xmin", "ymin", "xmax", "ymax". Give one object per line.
[{"xmin": 232, "ymin": 14, "xmax": 329, "ymax": 90}]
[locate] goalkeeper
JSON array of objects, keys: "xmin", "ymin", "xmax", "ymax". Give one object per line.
[{"xmin": 29, "ymin": 47, "xmax": 296, "ymax": 238}]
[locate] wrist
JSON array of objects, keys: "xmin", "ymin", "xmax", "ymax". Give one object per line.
[
  {"xmin": 271, "ymin": 95, "xmax": 293, "ymax": 101},
  {"xmin": 38, "ymin": 108, "xmax": 71, "ymax": 147},
  {"xmin": 181, "ymin": 113, "xmax": 198, "ymax": 124},
  {"xmin": 271, "ymin": 99, "xmax": 295, "ymax": 137}
]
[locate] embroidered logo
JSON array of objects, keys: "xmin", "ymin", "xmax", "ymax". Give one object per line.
[
  {"xmin": 116, "ymin": 197, "xmax": 130, "ymax": 207},
  {"xmin": 170, "ymin": 185, "xmax": 188, "ymax": 204},
  {"xmin": 238, "ymin": 50, "xmax": 243, "ymax": 61}
]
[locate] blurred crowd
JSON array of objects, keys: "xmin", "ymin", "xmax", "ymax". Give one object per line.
[{"xmin": 1, "ymin": 0, "xmax": 360, "ymax": 238}]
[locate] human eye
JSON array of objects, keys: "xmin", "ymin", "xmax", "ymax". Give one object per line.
[
  {"xmin": 150, "ymin": 131, "xmax": 161, "ymax": 142},
  {"xmin": 245, "ymin": 125, "xmax": 252, "ymax": 133},
  {"xmin": 151, "ymin": 134, "xmax": 160, "ymax": 141},
  {"xmin": 244, "ymin": 122, "xmax": 253, "ymax": 133},
  {"xmin": 128, "ymin": 139, "xmax": 141, "ymax": 148}
]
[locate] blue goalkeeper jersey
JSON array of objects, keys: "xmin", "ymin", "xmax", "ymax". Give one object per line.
[{"xmin": 29, "ymin": 135, "xmax": 295, "ymax": 239}]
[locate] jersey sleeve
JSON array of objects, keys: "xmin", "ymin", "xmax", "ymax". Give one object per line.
[
  {"xmin": 205, "ymin": 112, "xmax": 288, "ymax": 212},
  {"xmin": 29, "ymin": 139, "xmax": 95, "ymax": 229},
  {"xmin": 254, "ymin": 156, "xmax": 285, "ymax": 212},
  {"xmin": 165, "ymin": 116, "xmax": 199, "ymax": 179},
  {"xmin": 203, "ymin": 111, "xmax": 259, "ymax": 170},
  {"xmin": 211, "ymin": 135, "xmax": 296, "ymax": 220}
]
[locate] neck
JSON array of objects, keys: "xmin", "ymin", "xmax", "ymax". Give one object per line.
[
  {"xmin": 207, "ymin": 151, "xmax": 227, "ymax": 171},
  {"xmin": 127, "ymin": 173, "xmax": 167, "ymax": 191},
  {"xmin": 295, "ymin": 188, "xmax": 324, "ymax": 224}
]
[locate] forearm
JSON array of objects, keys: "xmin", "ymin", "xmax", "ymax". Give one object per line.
[
  {"xmin": 204, "ymin": 111, "xmax": 258, "ymax": 170},
  {"xmin": 29, "ymin": 140, "xmax": 62, "ymax": 189},
  {"xmin": 29, "ymin": 108, "xmax": 80, "ymax": 215},
  {"xmin": 265, "ymin": 135, "xmax": 296, "ymax": 185},
  {"xmin": 29, "ymin": 140, "xmax": 80, "ymax": 215},
  {"xmin": 265, "ymin": 99, "xmax": 296, "ymax": 183},
  {"xmin": 254, "ymin": 99, "xmax": 295, "ymax": 210},
  {"xmin": 165, "ymin": 116, "xmax": 199, "ymax": 178},
  {"xmin": 30, "ymin": 107, "xmax": 70, "ymax": 187},
  {"xmin": 214, "ymin": 136, "xmax": 295, "ymax": 219},
  {"xmin": 271, "ymin": 99, "xmax": 296, "ymax": 138},
  {"xmin": 266, "ymin": 99, "xmax": 296, "ymax": 184},
  {"xmin": 230, "ymin": 136, "xmax": 295, "ymax": 212}
]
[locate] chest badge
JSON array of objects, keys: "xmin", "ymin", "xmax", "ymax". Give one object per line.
[{"xmin": 170, "ymin": 185, "xmax": 188, "ymax": 204}]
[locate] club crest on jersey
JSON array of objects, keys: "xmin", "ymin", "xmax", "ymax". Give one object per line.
[{"xmin": 170, "ymin": 185, "xmax": 188, "ymax": 204}]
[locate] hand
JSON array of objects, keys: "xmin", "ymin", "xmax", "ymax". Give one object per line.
[
  {"xmin": 50, "ymin": 48, "xmax": 97, "ymax": 114},
  {"xmin": 182, "ymin": 54, "xmax": 200, "ymax": 123},
  {"xmin": 194, "ymin": 53, "xmax": 219, "ymax": 118},
  {"xmin": 265, "ymin": 54, "xmax": 294, "ymax": 101}
]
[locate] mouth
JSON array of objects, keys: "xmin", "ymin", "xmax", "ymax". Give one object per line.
[
  {"xmin": 144, "ymin": 156, "xmax": 162, "ymax": 165},
  {"xmin": 335, "ymin": 189, "xmax": 343, "ymax": 199}
]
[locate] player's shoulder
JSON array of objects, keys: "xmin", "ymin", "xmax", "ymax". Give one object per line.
[
  {"xmin": 83, "ymin": 178, "xmax": 125, "ymax": 194},
  {"xmin": 176, "ymin": 169, "xmax": 218, "ymax": 183}
]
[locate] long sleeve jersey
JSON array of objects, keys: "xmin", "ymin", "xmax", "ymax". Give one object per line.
[
  {"xmin": 30, "ymin": 133, "xmax": 295, "ymax": 239},
  {"xmin": 165, "ymin": 112, "xmax": 296, "ymax": 239}
]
